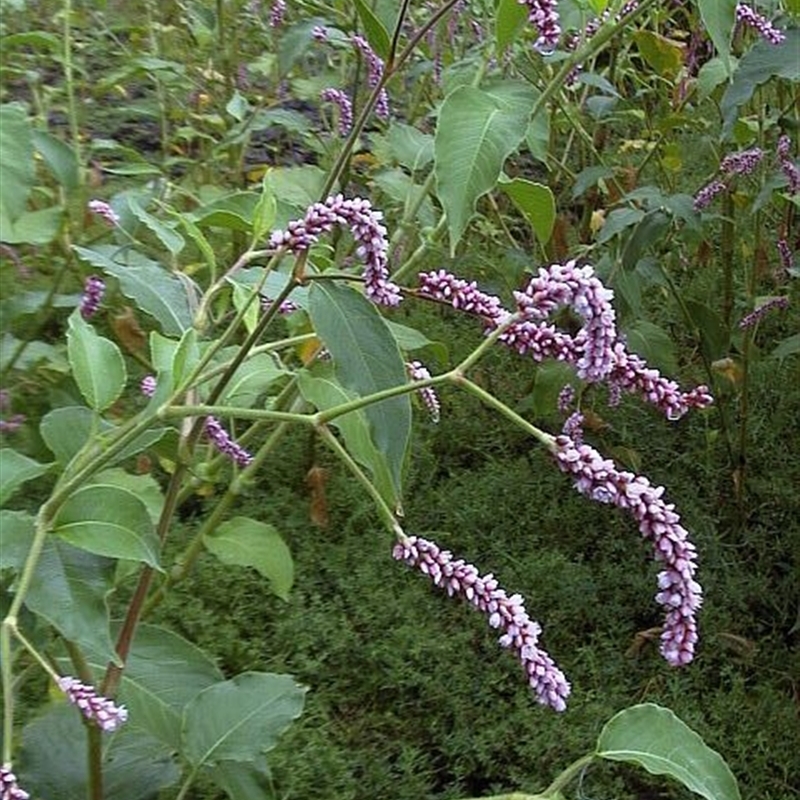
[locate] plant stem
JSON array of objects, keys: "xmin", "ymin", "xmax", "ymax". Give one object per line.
[{"xmin": 541, "ymin": 753, "xmax": 595, "ymax": 796}]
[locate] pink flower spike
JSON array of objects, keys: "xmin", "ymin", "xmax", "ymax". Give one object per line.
[
  {"xmin": 554, "ymin": 436, "xmax": 702, "ymax": 666},
  {"xmin": 406, "ymin": 361, "xmax": 440, "ymax": 422},
  {"xmin": 87, "ymin": 199, "xmax": 120, "ymax": 226},
  {"xmin": 57, "ymin": 676, "xmax": 128, "ymax": 732},
  {"xmin": 80, "ymin": 275, "xmax": 105, "ymax": 319},
  {"xmin": 270, "ymin": 195, "xmax": 400, "ymax": 307},
  {"xmin": 0, "ymin": 764, "xmax": 29, "ymax": 800},
  {"xmin": 393, "ymin": 535, "xmax": 570, "ymax": 711}
]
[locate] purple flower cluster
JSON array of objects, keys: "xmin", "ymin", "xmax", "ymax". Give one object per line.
[
  {"xmin": 777, "ymin": 135, "xmax": 800, "ymax": 195},
  {"xmin": 57, "ymin": 676, "xmax": 128, "ymax": 732},
  {"xmin": 693, "ymin": 179, "xmax": 727, "ymax": 211},
  {"xmin": 418, "ymin": 263, "xmax": 713, "ymax": 421},
  {"xmin": 269, "ymin": 0, "xmax": 285, "ymax": 28},
  {"xmin": 554, "ymin": 436, "xmax": 702, "ymax": 666},
  {"xmin": 0, "ymin": 765, "xmax": 29, "ymax": 800},
  {"xmin": 320, "ymin": 88, "xmax": 353, "ymax": 135},
  {"xmin": 80, "ymin": 275, "xmax": 105, "ymax": 319},
  {"xmin": 140, "ymin": 375, "xmax": 157, "ymax": 398},
  {"xmin": 720, "ymin": 147, "xmax": 764, "ymax": 177},
  {"xmin": 204, "ymin": 416, "xmax": 253, "ymax": 467},
  {"xmin": 557, "ymin": 384, "xmax": 575, "ymax": 413},
  {"xmin": 518, "ymin": 0, "xmax": 561, "ymax": 53},
  {"xmin": 87, "ymin": 199, "xmax": 120, "ymax": 226},
  {"xmin": 514, "ymin": 262, "xmax": 617, "ymax": 382},
  {"xmin": 0, "ymin": 414, "xmax": 25, "ymax": 434},
  {"xmin": 562, "ymin": 411, "xmax": 584, "ymax": 442},
  {"xmin": 312, "ymin": 25, "xmax": 328, "ymax": 42},
  {"xmin": 270, "ymin": 194, "xmax": 401, "ymax": 307},
  {"xmin": 351, "ymin": 34, "xmax": 390, "ymax": 120},
  {"xmin": 406, "ymin": 361, "xmax": 440, "ymax": 422},
  {"xmin": 777, "ymin": 238, "xmax": 794, "ymax": 273},
  {"xmin": 735, "ymin": 2, "xmax": 785, "ymax": 45},
  {"xmin": 393, "ymin": 535, "xmax": 571, "ymax": 711},
  {"xmin": 261, "ymin": 295, "xmax": 300, "ymax": 315},
  {"xmin": 738, "ymin": 296, "xmax": 789, "ymax": 329}
]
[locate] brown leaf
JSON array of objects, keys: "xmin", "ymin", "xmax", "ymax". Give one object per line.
[
  {"xmin": 111, "ymin": 306, "xmax": 147, "ymax": 354},
  {"xmin": 306, "ymin": 465, "xmax": 329, "ymax": 528}
]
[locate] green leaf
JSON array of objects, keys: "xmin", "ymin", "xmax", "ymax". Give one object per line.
[
  {"xmin": 381, "ymin": 123, "xmax": 434, "ymax": 171},
  {"xmin": 0, "ymin": 31, "xmax": 60, "ymax": 52},
  {"xmin": 73, "ymin": 245, "xmax": 195, "ymax": 335},
  {"xmin": 519, "ymin": 361, "xmax": 576, "ymax": 418},
  {"xmin": 632, "ymin": 31, "xmax": 684, "ymax": 79},
  {"xmin": 685, "ymin": 300, "xmax": 730, "ymax": 361},
  {"xmin": 182, "ymin": 672, "xmax": 306, "ymax": 767},
  {"xmin": 188, "ymin": 192, "xmax": 260, "ymax": 232},
  {"xmin": 498, "ymin": 177, "xmax": 555, "ymax": 243},
  {"xmin": 204, "ymin": 517, "xmax": 293, "ymax": 602},
  {"xmin": 309, "ymin": 282, "xmax": 411, "ymax": 508},
  {"xmin": 297, "ymin": 368, "xmax": 397, "ymax": 509},
  {"xmin": 597, "ymin": 703, "xmax": 741, "ymax": 800},
  {"xmin": 77, "ymin": 624, "xmax": 223, "ymax": 750},
  {"xmin": 354, "ymin": 0, "xmax": 391, "ymax": 61},
  {"xmin": 91, "ymin": 468, "xmax": 165, "ymax": 526},
  {"xmin": 0, "ymin": 103, "xmax": 34, "ymax": 227},
  {"xmin": 495, "ymin": 0, "xmax": 528, "ymax": 52},
  {"xmin": 772, "ymin": 333, "xmax": 800, "ymax": 361},
  {"xmin": 128, "ymin": 196, "xmax": 185, "ymax": 256},
  {"xmin": 40, "ymin": 406, "xmax": 111, "ymax": 465},
  {"xmin": 697, "ymin": 0, "xmax": 736, "ymax": 71},
  {"xmin": 0, "ymin": 448, "xmax": 49, "ymax": 507},
  {"xmin": 525, "ymin": 106, "xmax": 550, "ymax": 165},
  {"xmin": 19, "ymin": 704, "xmax": 180, "ymax": 800},
  {"xmin": 1, "ymin": 206, "xmax": 63, "ymax": 245},
  {"xmin": 26, "ymin": 538, "xmax": 117, "ymax": 663},
  {"xmin": 67, "ymin": 310, "xmax": 127, "ymax": 412},
  {"xmin": 209, "ymin": 759, "xmax": 272, "ymax": 800},
  {"xmin": 252, "ymin": 177, "xmax": 277, "ymax": 242},
  {"xmin": 622, "ymin": 210, "xmax": 671, "ymax": 270},
  {"xmin": 435, "ymin": 83, "xmax": 534, "ymax": 253},
  {"xmin": 149, "ymin": 328, "xmax": 200, "ymax": 385},
  {"xmin": 220, "ymin": 352, "xmax": 287, "ymax": 407},
  {"xmin": 623, "ymin": 320, "xmax": 679, "ymax": 374},
  {"xmin": 0, "ymin": 510, "xmax": 34, "ymax": 571},
  {"xmin": 40, "ymin": 406, "xmax": 165, "ymax": 467},
  {"xmin": 721, "ymin": 28, "xmax": 800, "ymax": 139},
  {"xmin": 53, "ymin": 484, "xmax": 161, "ymax": 568},
  {"xmin": 32, "ymin": 130, "xmax": 80, "ymax": 192}
]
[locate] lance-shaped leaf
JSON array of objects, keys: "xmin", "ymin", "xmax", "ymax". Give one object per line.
[
  {"xmin": 127, "ymin": 195, "xmax": 185, "ymax": 256},
  {"xmin": 309, "ymin": 282, "xmax": 411, "ymax": 508},
  {"xmin": 183, "ymin": 672, "xmax": 306, "ymax": 768},
  {"xmin": 435, "ymin": 82, "xmax": 534, "ymax": 253},
  {"xmin": 53, "ymin": 484, "xmax": 161, "ymax": 568},
  {"xmin": 498, "ymin": 176, "xmax": 555, "ymax": 244},
  {"xmin": 73, "ymin": 244, "xmax": 195, "ymax": 335},
  {"xmin": 697, "ymin": 0, "xmax": 736, "ymax": 72},
  {"xmin": 354, "ymin": 0, "xmax": 391, "ymax": 60},
  {"xmin": 67, "ymin": 310, "xmax": 127, "ymax": 412},
  {"xmin": 0, "ymin": 448, "xmax": 49, "ymax": 507},
  {"xmin": 204, "ymin": 517, "xmax": 293, "ymax": 602},
  {"xmin": 25, "ymin": 538, "xmax": 117, "ymax": 663},
  {"xmin": 596, "ymin": 704, "xmax": 741, "ymax": 800}
]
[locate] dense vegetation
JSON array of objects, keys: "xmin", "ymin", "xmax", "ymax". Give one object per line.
[{"xmin": 0, "ymin": 1, "xmax": 798, "ymax": 799}]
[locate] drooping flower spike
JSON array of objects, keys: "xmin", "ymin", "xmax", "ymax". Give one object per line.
[
  {"xmin": 57, "ymin": 676, "xmax": 128, "ymax": 732},
  {"xmin": 418, "ymin": 263, "xmax": 713, "ymax": 421},
  {"xmin": 393, "ymin": 535, "xmax": 571, "ymax": 711},
  {"xmin": 735, "ymin": 2, "xmax": 786, "ymax": 45},
  {"xmin": 553, "ymin": 435, "xmax": 702, "ymax": 666},
  {"xmin": 406, "ymin": 361, "xmax": 440, "ymax": 423},
  {"xmin": 204, "ymin": 416, "xmax": 253, "ymax": 467},
  {"xmin": 270, "ymin": 194, "xmax": 401, "ymax": 307}
]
